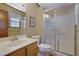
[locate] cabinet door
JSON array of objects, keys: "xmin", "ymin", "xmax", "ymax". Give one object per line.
[
  {"xmin": 0, "ymin": 9, "xmax": 8, "ymax": 38},
  {"xmin": 56, "ymin": 5, "xmax": 75, "ymax": 55},
  {"xmin": 26, "ymin": 42, "xmax": 38, "ymax": 56}
]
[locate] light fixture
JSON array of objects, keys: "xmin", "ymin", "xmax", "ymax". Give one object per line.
[{"xmin": 45, "ymin": 14, "xmax": 49, "ymax": 18}]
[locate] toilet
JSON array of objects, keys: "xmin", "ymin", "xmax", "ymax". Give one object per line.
[{"xmin": 32, "ymin": 35, "xmax": 51, "ymax": 55}]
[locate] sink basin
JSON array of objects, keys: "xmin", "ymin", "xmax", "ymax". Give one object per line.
[
  {"xmin": 0, "ymin": 46, "xmax": 8, "ymax": 52},
  {"xmin": 7, "ymin": 40, "xmax": 26, "ymax": 47},
  {"xmin": 0, "ymin": 41, "xmax": 11, "ymax": 47},
  {"xmin": 0, "ymin": 40, "xmax": 26, "ymax": 48}
]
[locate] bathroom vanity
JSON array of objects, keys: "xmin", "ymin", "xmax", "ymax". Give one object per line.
[
  {"xmin": 0, "ymin": 38, "xmax": 38, "ymax": 56},
  {"xmin": 7, "ymin": 42, "xmax": 38, "ymax": 56}
]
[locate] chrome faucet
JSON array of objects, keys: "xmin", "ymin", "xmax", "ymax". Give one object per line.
[{"xmin": 11, "ymin": 35, "xmax": 18, "ymax": 41}]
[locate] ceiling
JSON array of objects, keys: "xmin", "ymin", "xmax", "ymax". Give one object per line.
[
  {"xmin": 39, "ymin": 3, "xmax": 64, "ymax": 10},
  {"xmin": 6, "ymin": 3, "xmax": 26, "ymax": 12},
  {"xmin": 39, "ymin": 3, "xmax": 73, "ymax": 12},
  {"xmin": 6, "ymin": 3, "xmax": 72, "ymax": 13}
]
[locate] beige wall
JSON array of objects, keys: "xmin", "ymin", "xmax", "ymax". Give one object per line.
[
  {"xmin": 36, "ymin": 7, "xmax": 43, "ymax": 37},
  {"xmin": 26, "ymin": 3, "xmax": 43, "ymax": 37}
]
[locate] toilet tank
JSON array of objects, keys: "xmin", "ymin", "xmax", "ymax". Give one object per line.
[{"xmin": 32, "ymin": 35, "xmax": 40, "ymax": 44}]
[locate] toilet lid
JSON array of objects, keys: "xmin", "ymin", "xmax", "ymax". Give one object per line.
[{"xmin": 38, "ymin": 44, "xmax": 51, "ymax": 48}]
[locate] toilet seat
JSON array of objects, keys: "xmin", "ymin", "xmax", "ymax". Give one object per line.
[{"xmin": 38, "ymin": 44, "xmax": 51, "ymax": 48}]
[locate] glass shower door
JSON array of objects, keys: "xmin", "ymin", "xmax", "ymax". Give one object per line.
[
  {"xmin": 43, "ymin": 4, "xmax": 75, "ymax": 55},
  {"xmin": 44, "ymin": 16, "xmax": 56, "ymax": 50},
  {"xmin": 57, "ymin": 5, "xmax": 75, "ymax": 55}
]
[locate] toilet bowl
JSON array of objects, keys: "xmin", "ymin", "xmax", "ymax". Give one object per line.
[
  {"xmin": 38, "ymin": 43, "xmax": 51, "ymax": 52},
  {"xmin": 38, "ymin": 43, "xmax": 51, "ymax": 55},
  {"xmin": 32, "ymin": 35, "xmax": 51, "ymax": 55}
]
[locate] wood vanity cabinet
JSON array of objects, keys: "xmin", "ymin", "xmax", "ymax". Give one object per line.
[{"xmin": 7, "ymin": 42, "xmax": 38, "ymax": 56}]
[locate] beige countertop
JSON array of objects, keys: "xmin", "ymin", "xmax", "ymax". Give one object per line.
[{"xmin": 0, "ymin": 38, "xmax": 37, "ymax": 56}]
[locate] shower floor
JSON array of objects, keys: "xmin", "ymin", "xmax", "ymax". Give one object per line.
[{"xmin": 38, "ymin": 51, "xmax": 68, "ymax": 56}]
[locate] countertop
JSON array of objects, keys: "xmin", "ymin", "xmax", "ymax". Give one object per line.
[{"xmin": 0, "ymin": 38, "xmax": 37, "ymax": 56}]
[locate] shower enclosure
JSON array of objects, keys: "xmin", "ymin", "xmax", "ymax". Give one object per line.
[{"xmin": 43, "ymin": 4, "xmax": 77, "ymax": 55}]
